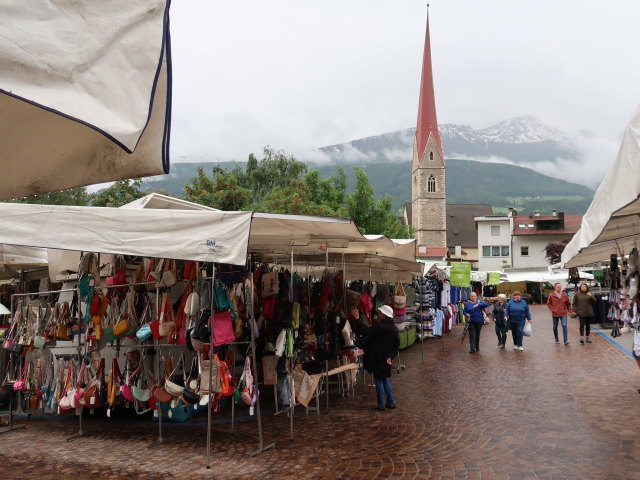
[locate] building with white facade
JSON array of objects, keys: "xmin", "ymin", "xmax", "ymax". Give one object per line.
[{"xmin": 475, "ymin": 210, "xmax": 582, "ymax": 271}]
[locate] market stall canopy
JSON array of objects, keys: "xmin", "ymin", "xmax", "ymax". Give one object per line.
[
  {"xmin": 0, "ymin": 1, "xmax": 172, "ymax": 200},
  {"xmin": 0, "ymin": 203, "xmax": 251, "ymax": 265},
  {"xmin": 562, "ymin": 105, "xmax": 640, "ymax": 268},
  {"xmin": 120, "ymin": 193, "xmax": 218, "ymax": 211},
  {"xmin": 249, "ymin": 213, "xmax": 370, "ymax": 254}
]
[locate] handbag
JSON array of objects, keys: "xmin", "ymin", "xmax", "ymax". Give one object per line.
[
  {"xmin": 158, "ymin": 293, "xmax": 176, "ymax": 337},
  {"xmin": 212, "ymin": 310, "xmax": 235, "ymax": 347},
  {"xmin": 153, "ymin": 358, "xmax": 174, "ymax": 402},
  {"xmin": 393, "ymin": 283, "xmax": 407, "ymax": 309},
  {"xmin": 199, "ymin": 355, "xmax": 223, "ymax": 394},
  {"xmin": 83, "ymin": 358, "xmax": 105, "ymax": 409},
  {"xmin": 261, "ymin": 270, "xmax": 279, "ymax": 297},
  {"xmin": 164, "ymin": 354, "xmax": 185, "ymax": 397},
  {"xmin": 523, "ymin": 320, "xmax": 533, "ymax": 337},
  {"xmin": 161, "ymin": 259, "xmax": 177, "ymax": 287}
]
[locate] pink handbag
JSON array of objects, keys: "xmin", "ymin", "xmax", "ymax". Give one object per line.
[{"xmin": 212, "ymin": 310, "xmax": 235, "ymax": 347}]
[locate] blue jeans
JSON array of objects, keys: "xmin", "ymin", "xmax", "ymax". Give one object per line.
[
  {"xmin": 552, "ymin": 316, "xmax": 568, "ymax": 342},
  {"xmin": 373, "ymin": 375, "xmax": 396, "ymax": 407},
  {"xmin": 509, "ymin": 321, "xmax": 524, "ymax": 347}
]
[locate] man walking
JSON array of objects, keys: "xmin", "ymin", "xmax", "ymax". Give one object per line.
[{"xmin": 546, "ymin": 282, "xmax": 574, "ymax": 345}]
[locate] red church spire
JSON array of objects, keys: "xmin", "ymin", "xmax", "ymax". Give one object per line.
[{"xmin": 415, "ymin": 8, "xmax": 443, "ymax": 160}]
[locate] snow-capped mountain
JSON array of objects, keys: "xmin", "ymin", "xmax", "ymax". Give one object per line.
[{"xmin": 315, "ymin": 116, "xmax": 578, "ymax": 165}]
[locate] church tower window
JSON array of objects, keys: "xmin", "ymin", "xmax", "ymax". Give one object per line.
[
  {"xmin": 427, "ymin": 175, "xmax": 436, "ymax": 193},
  {"xmin": 429, "ymin": 151, "xmax": 434, "ymax": 161}
]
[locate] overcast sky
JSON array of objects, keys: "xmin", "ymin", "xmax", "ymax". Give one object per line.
[{"xmin": 169, "ymin": 0, "xmax": 640, "ymax": 178}]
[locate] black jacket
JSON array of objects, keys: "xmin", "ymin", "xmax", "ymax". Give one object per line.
[{"xmin": 356, "ymin": 315, "xmax": 399, "ymax": 378}]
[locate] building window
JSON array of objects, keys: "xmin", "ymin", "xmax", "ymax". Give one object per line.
[
  {"xmin": 521, "ymin": 246, "xmax": 529, "ymax": 256},
  {"xmin": 413, "ymin": 176, "xmax": 417, "ymax": 185},
  {"xmin": 482, "ymin": 245, "xmax": 510, "ymax": 257},
  {"xmin": 429, "ymin": 151, "xmax": 434, "ymax": 161},
  {"xmin": 427, "ymin": 175, "xmax": 436, "ymax": 193},
  {"xmin": 491, "ymin": 225, "xmax": 500, "ymax": 236}
]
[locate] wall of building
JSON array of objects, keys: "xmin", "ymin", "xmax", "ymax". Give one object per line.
[
  {"xmin": 511, "ymin": 234, "xmax": 572, "ymax": 268},
  {"xmin": 477, "ymin": 218, "xmax": 512, "ymax": 271}
]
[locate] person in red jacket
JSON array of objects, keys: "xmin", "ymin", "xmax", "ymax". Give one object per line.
[{"xmin": 546, "ymin": 282, "xmax": 574, "ymax": 345}]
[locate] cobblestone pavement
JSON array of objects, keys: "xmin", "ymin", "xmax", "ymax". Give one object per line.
[{"xmin": 2, "ymin": 304, "xmax": 640, "ymax": 479}]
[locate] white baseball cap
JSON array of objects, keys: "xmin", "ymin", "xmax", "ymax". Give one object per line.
[{"xmin": 378, "ymin": 305, "xmax": 394, "ymax": 318}]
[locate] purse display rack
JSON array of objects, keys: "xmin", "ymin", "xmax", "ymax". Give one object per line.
[{"xmin": 0, "ymin": 258, "xmax": 271, "ymax": 460}]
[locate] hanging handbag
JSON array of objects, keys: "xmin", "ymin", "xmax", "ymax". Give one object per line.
[
  {"xmin": 153, "ymin": 357, "xmax": 174, "ymax": 403},
  {"xmin": 199, "ymin": 354, "xmax": 223, "ymax": 394},
  {"xmin": 393, "ymin": 283, "xmax": 407, "ymax": 309},
  {"xmin": 83, "ymin": 358, "xmax": 104, "ymax": 409},
  {"xmin": 261, "ymin": 270, "xmax": 279, "ymax": 297},
  {"xmin": 212, "ymin": 310, "xmax": 235, "ymax": 347},
  {"xmin": 161, "ymin": 259, "xmax": 178, "ymax": 287},
  {"xmin": 164, "ymin": 354, "xmax": 185, "ymax": 397},
  {"xmin": 158, "ymin": 293, "xmax": 176, "ymax": 337}
]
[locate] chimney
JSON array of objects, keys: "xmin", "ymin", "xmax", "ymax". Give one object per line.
[
  {"xmin": 534, "ymin": 210, "xmax": 541, "ymax": 217},
  {"xmin": 552, "ymin": 209, "xmax": 557, "ymax": 217},
  {"xmin": 507, "ymin": 207, "xmax": 513, "ymax": 218}
]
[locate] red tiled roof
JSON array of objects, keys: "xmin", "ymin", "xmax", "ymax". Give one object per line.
[
  {"xmin": 513, "ymin": 214, "xmax": 583, "ymax": 236},
  {"xmin": 416, "ymin": 247, "xmax": 448, "ymax": 258}
]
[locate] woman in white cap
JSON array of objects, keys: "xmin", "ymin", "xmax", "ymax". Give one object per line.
[{"xmin": 351, "ymin": 304, "xmax": 399, "ymax": 411}]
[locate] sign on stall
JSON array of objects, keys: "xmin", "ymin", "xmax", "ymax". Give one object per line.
[{"xmin": 450, "ymin": 262, "xmax": 471, "ymax": 287}]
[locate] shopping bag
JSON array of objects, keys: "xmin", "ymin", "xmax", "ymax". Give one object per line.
[{"xmin": 523, "ymin": 321, "xmax": 532, "ymax": 337}]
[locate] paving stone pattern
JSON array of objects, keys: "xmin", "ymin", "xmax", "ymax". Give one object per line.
[{"xmin": 2, "ymin": 305, "xmax": 640, "ymax": 479}]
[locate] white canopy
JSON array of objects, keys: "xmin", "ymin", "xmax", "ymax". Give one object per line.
[
  {"xmin": 0, "ymin": 1, "xmax": 171, "ymax": 200},
  {"xmin": 0, "ymin": 203, "xmax": 251, "ymax": 265},
  {"xmin": 562, "ymin": 104, "xmax": 640, "ymax": 267}
]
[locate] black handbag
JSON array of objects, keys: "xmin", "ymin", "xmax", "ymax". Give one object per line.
[
  {"xmin": 180, "ymin": 388, "xmax": 200, "ymax": 405},
  {"xmin": 190, "ymin": 309, "xmax": 211, "ymax": 342}
]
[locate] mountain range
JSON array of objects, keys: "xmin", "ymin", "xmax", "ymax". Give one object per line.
[
  {"xmin": 317, "ymin": 115, "xmax": 578, "ymax": 165},
  {"xmin": 143, "ymin": 116, "xmax": 594, "ymax": 215}
]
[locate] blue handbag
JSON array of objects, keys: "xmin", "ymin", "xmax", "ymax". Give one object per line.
[{"xmin": 136, "ymin": 323, "xmax": 152, "ymax": 342}]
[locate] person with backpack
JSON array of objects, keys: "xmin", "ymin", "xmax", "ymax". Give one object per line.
[{"xmin": 546, "ymin": 282, "xmax": 574, "ymax": 345}]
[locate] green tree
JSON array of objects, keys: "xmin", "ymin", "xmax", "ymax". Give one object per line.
[
  {"xmin": 346, "ymin": 167, "xmax": 412, "ymax": 238},
  {"xmin": 9, "ymin": 187, "xmax": 89, "ymax": 206},
  {"xmin": 90, "ymin": 179, "xmax": 147, "ymax": 207},
  {"xmin": 183, "ymin": 166, "xmax": 250, "ymax": 211},
  {"xmin": 305, "ymin": 167, "xmax": 347, "ymax": 215},
  {"xmin": 238, "ymin": 147, "xmax": 308, "ymax": 204},
  {"xmin": 256, "ymin": 179, "xmax": 347, "ymax": 217}
]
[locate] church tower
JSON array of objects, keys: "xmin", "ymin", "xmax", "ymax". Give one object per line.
[{"xmin": 411, "ymin": 9, "xmax": 446, "ymax": 254}]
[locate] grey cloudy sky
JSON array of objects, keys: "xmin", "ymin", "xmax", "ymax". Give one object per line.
[{"xmin": 169, "ymin": 0, "xmax": 640, "ymax": 175}]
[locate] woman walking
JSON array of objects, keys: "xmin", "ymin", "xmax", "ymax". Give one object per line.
[
  {"xmin": 463, "ymin": 292, "xmax": 491, "ymax": 353},
  {"xmin": 505, "ymin": 291, "xmax": 531, "ymax": 351},
  {"xmin": 572, "ymin": 283, "xmax": 596, "ymax": 344},
  {"xmin": 546, "ymin": 282, "xmax": 574, "ymax": 345},
  {"xmin": 492, "ymin": 294, "xmax": 508, "ymax": 348}
]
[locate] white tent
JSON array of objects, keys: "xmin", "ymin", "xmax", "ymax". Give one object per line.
[
  {"xmin": 0, "ymin": 1, "xmax": 171, "ymax": 200},
  {"xmin": 562, "ymin": 105, "xmax": 640, "ymax": 267},
  {"xmin": 0, "ymin": 203, "xmax": 251, "ymax": 265}
]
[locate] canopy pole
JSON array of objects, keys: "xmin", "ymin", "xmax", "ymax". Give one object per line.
[
  {"xmin": 289, "ymin": 247, "xmax": 295, "ymax": 441},
  {"xmin": 65, "ymin": 285, "xmax": 87, "ymax": 442},
  {"xmin": 206, "ymin": 265, "xmax": 215, "ymax": 468},
  {"xmin": 0, "ymin": 295, "xmax": 26, "ymax": 435},
  {"xmin": 248, "ymin": 253, "xmax": 275, "ymax": 457},
  {"xmin": 325, "ymin": 243, "xmax": 330, "ymax": 414}
]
